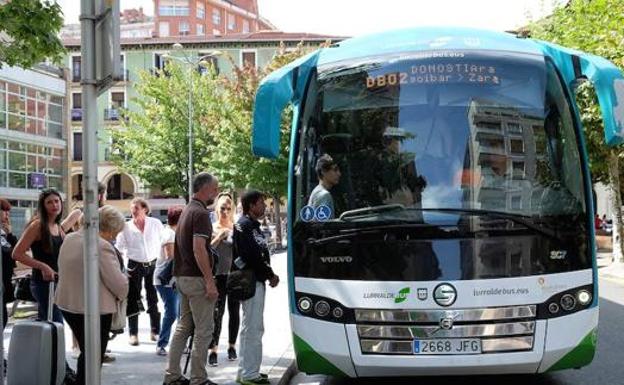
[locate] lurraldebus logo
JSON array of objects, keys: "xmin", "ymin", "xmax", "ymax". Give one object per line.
[{"xmin": 363, "ymin": 287, "xmax": 411, "ymax": 303}]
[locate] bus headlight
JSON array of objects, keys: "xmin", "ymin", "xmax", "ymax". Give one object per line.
[
  {"xmin": 314, "ymin": 300, "xmax": 331, "ymax": 317},
  {"xmin": 548, "ymin": 302, "xmax": 560, "ymax": 314},
  {"xmin": 295, "ymin": 292, "xmax": 354, "ymax": 323},
  {"xmin": 560, "ymin": 294, "xmax": 576, "ymax": 311},
  {"xmin": 298, "ymin": 297, "xmax": 312, "ymax": 313},
  {"xmin": 576, "ymin": 290, "xmax": 592, "ymax": 305}
]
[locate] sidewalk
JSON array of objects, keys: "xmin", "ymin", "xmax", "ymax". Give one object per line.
[
  {"xmin": 598, "ymin": 251, "xmax": 624, "ymax": 283},
  {"xmin": 2, "ymin": 250, "xmax": 293, "ymax": 385}
]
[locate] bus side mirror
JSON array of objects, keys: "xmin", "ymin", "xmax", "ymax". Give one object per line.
[
  {"xmin": 252, "ymin": 51, "xmax": 320, "ymax": 158},
  {"xmin": 536, "ymin": 41, "xmax": 624, "ymax": 146}
]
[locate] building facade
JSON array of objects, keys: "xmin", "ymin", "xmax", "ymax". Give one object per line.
[
  {"xmin": 154, "ymin": 0, "xmax": 274, "ymax": 38},
  {"xmin": 63, "ymin": 31, "xmax": 336, "ymax": 218},
  {"xmin": 0, "ymin": 64, "xmax": 69, "ymax": 234}
]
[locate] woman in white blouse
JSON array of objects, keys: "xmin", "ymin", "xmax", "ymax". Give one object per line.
[{"xmin": 116, "ymin": 197, "xmax": 164, "ymax": 346}]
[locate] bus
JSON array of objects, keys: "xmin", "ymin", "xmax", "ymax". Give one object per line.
[{"xmin": 251, "ymin": 27, "xmax": 624, "ymax": 377}]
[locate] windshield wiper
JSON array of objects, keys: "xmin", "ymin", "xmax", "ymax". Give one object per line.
[
  {"xmin": 339, "ymin": 204, "xmax": 406, "ymax": 221},
  {"xmin": 416, "ymin": 208, "xmax": 561, "ymax": 240}
]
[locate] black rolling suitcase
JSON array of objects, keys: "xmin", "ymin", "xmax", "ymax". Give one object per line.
[{"xmin": 7, "ymin": 281, "xmax": 66, "ymax": 385}]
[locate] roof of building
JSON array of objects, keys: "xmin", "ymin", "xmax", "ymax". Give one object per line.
[
  {"xmin": 62, "ymin": 30, "xmax": 344, "ymax": 48},
  {"xmin": 230, "ymin": 0, "xmax": 257, "ymax": 13}
]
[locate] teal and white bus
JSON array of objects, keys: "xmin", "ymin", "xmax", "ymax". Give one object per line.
[{"xmin": 251, "ymin": 28, "xmax": 624, "ymax": 376}]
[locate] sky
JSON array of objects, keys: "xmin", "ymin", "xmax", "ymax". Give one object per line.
[{"xmin": 56, "ymin": 0, "xmax": 562, "ymax": 37}]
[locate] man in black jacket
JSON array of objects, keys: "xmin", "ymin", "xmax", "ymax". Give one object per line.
[{"xmin": 233, "ymin": 190, "xmax": 279, "ymax": 385}]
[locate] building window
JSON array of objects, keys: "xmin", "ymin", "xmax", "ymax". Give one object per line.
[
  {"xmin": 158, "ymin": 6, "xmax": 190, "ymax": 16},
  {"xmin": 510, "ymin": 138, "xmax": 524, "ymax": 154},
  {"xmin": 111, "ymin": 92, "xmax": 125, "ymax": 108},
  {"xmin": 198, "ymin": 54, "xmax": 219, "ymax": 75},
  {"xmin": 512, "ymin": 161, "xmax": 525, "ymax": 179},
  {"xmin": 197, "ymin": 24, "xmax": 204, "ymax": 35},
  {"xmin": 154, "ymin": 53, "xmax": 166, "ymax": 70},
  {"xmin": 72, "ymin": 56, "xmax": 81, "ymax": 82},
  {"xmin": 243, "ymin": 19, "xmax": 250, "ymax": 33},
  {"xmin": 227, "ymin": 13, "xmax": 235, "ymax": 30},
  {"xmin": 73, "ymin": 132, "xmax": 82, "ymax": 161},
  {"xmin": 159, "ymin": 21, "xmax": 170, "ymax": 37},
  {"xmin": 5, "ymin": 140, "xmax": 65, "ymax": 190},
  {"xmin": 71, "ymin": 93, "xmax": 82, "ymax": 121},
  {"xmin": 197, "ymin": 2, "xmax": 205, "ymax": 19},
  {"xmin": 242, "ymin": 51, "xmax": 256, "ymax": 68},
  {"xmin": 179, "ymin": 21, "xmax": 190, "ymax": 36},
  {"xmin": 212, "ymin": 8, "xmax": 221, "ymax": 25}
]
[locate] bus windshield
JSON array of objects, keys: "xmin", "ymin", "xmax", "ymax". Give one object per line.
[{"xmin": 296, "ymin": 51, "xmax": 587, "ymax": 224}]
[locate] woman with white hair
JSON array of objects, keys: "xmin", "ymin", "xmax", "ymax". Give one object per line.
[{"xmin": 56, "ymin": 205, "xmax": 129, "ymax": 385}]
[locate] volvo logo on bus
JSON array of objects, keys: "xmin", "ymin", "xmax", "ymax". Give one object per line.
[
  {"xmin": 439, "ymin": 317, "xmax": 454, "ymax": 330},
  {"xmin": 433, "ymin": 283, "xmax": 457, "ymax": 307}
]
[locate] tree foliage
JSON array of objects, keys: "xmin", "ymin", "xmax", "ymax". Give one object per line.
[
  {"xmin": 111, "ymin": 63, "xmax": 225, "ymax": 199},
  {"xmin": 209, "ymin": 42, "xmax": 312, "ymax": 197},
  {"xmin": 0, "ymin": 0, "xmax": 65, "ymax": 68}
]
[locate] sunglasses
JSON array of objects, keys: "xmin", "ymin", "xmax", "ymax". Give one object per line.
[{"xmin": 220, "ymin": 206, "xmax": 232, "ymax": 212}]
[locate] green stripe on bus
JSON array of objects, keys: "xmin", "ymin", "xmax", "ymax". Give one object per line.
[
  {"xmin": 547, "ymin": 329, "xmax": 597, "ymax": 372},
  {"xmin": 293, "ymin": 334, "xmax": 348, "ymax": 377}
]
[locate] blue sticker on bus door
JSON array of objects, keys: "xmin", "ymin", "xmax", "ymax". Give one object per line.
[
  {"xmin": 315, "ymin": 205, "xmax": 332, "ymax": 221},
  {"xmin": 300, "ymin": 205, "xmax": 315, "ymax": 222}
]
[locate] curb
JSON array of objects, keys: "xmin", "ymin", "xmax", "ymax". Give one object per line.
[{"xmin": 276, "ymin": 361, "xmax": 297, "ymax": 385}]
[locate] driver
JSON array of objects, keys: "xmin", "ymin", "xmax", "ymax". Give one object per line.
[{"xmin": 308, "ymin": 154, "xmax": 341, "ymax": 219}]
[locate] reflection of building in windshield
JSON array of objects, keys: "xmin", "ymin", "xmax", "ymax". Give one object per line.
[
  {"xmin": 464, "ymin": 99, "xmax": 542, "ymax": 277},
  {"xmin": 465, "ymin": 99, "xmax": 544, "ymax": 215}
]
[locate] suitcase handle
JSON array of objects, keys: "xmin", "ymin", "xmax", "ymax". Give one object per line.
[{"xmin": 47, "ymin": 280, "xmax": 55, "ymax": 322}]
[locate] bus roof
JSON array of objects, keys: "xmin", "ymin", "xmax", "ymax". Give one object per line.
[{"xmin": 317, "ymin": 27, "xmax": 544, "ymax": 66}]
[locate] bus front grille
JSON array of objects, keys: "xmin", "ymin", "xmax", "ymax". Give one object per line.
[{"xmin": 355, "ymin": 305, "xmax": 536, "ymax": 355}]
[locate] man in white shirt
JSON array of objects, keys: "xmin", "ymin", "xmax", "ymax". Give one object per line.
[{"xmin": 116, "ymin": 197, "xmax": 164, "ymax": 346}]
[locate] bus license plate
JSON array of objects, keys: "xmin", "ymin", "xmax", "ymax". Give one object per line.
[{"xmin": 413, "ymin": 339, "xmax": 481, "ymax": 355}]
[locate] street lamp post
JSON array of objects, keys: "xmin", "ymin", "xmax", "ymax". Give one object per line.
[{"xmin": 165, "ymin": 43, "xmax": 221, "ymax": 199}]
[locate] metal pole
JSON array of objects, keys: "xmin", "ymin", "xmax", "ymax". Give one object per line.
[
  {"xmin": 188, "ymin": 64, "xmax": 193, "ymax": 199},
  {"xmin": 80, "ymin": 0, "xmax": 101, "ymax": 383}
]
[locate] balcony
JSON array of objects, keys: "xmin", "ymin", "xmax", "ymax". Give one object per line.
[
  {"xmin": 104, "ymin": 108, "xmax": 120, "ymax": 121},
  {"xmin": 71, "ymin": 108, "xmax": 82, "ymax": 121}
]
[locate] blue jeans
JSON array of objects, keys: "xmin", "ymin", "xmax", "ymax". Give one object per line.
[
  {"xmin": 156, "ymin": 285, "xmax": 179, "ymax": 348},
  {"xmin": 30, "ymin": 279, "xmax": 63, "ymax": 323}
]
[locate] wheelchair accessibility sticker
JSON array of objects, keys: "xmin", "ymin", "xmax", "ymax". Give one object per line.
[
  {"xmin": 315, "ymin": 205, "xmax": 332, "ymax": 222},
  {"xmin": 300, "ymin": 205, "xmax": 315, "ymax": 222}
]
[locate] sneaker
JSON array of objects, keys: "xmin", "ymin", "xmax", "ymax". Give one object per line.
[
  {"xmin": 151, "ymin": 332, "xmax": 159, "ymax": 342},
  {"xmin": 208, "ymin": 351, "xmax": 218, "ymax": 366},
  {"xmin": 129, "ymin": 335, "xmax": 139, "ymax": 346},
  {"xmin": 237, "ymin": 377, "xmax": 270, "ymax": 385},
  {"xmin": 156, "ymin": 347, "xmax": 167, "ymax": 356},
  {"xmin": 227, "ymin": 347, "xmax": 237, "ymax": 361},
  {"xmin": 102, "ymin": 354, "xmax": 116, "ymax": 363}
]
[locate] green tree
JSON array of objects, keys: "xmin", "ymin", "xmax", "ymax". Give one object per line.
[
  {"xmin": 528, "ymin": 0, "xmax": 624, "ymax": 262},
  {"xmin": 0, "ymin": 0, "xmax": 65, "ymax": 68},
  {"xmin": 211, "ymin": 42, "xmax": 323, "ymax": 244},
  {"xmin": 110, "ymin": 62, "xmax": 225, "ymax": 200}
]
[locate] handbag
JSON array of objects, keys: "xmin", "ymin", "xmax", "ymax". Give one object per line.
[
  {"xmin": 14, "ymin": 276, "xmax": 35, "ymax": 302},
  {"xmin": 226, "ymin": 269, "xmax": 256, "ymax": 301},
  {"xmin": 111, "ymin": 298, "xmax": 127, "ymax": 330}
]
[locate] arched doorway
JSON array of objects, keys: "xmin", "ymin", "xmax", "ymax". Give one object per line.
[{"xmin": 105, "ymin": 173, "xmax": 136, "ymax": 200}]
